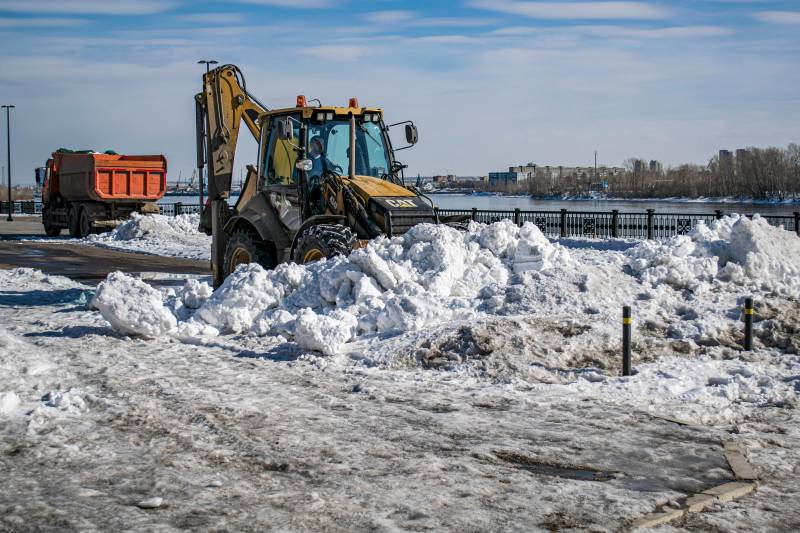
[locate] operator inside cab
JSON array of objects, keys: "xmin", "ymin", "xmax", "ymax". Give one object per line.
[{"xmin": 308, "ymin": 135, "xmax": 335, "ymax": 178}]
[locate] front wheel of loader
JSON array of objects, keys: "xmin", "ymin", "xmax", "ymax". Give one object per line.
[
  {"xmin": 223, "ymin": 230, "xmax": 276, "ymax": 279},
  {"xmin": 292, "ymin": 224, "xmax": 356, "ymax": 264}
]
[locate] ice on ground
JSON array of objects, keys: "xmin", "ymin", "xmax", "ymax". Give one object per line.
[
  {"xmin": 0, "ymin": 327, "xmax": 62, "ymax": 417},
  {"xmin": 561, "ymin": 355, "xmax": 799, "ymax": 425},
  {"xmin": 0, "ymin": 391, "xmax": 20, "ymax": 415},
  {"xmin": 82, "ymin": 213, "xmax": 210, "ymax": 260},
  {"xmin": 627, "ymin": 214, "xmax": 800, "ymax": 297},
  {"xmin": 0, "ymin": 267, "xmax": 88, "ymax": 292}
]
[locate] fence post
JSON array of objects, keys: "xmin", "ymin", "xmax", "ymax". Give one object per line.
[
  {"xmin": 743, "ymin": 297, "xmax": 753, "ymax": 351},
  {"xmin": 611, "ymin": 209, "xmax": 619, "ymax": 238},
  {"xmin": 434, "ymin": 206, "xmax": 440, "ymax": 224},
  {"xmin": 560, "ymin": 208, "xmax": 567, "ymax": 238},
  {"xmin": 514, "ymin": 208, "xmax": 521, "ymax": 227},
  {"xmin": 646, "ymin": 209, "xmax": 655, "ymax": 240},
  {"xmin": 794, "ymin": 211, "xmax": 799, "ymax": 236},
  {"xmin": 175, "ymin": 202, "xmax": 183, "ymax": 216},
  {"xmin": 715, "ymin": 209, "xmax": 723, "ymax": 220},
  {"xmin": 471, "ymin": 207, "xmax": 477, "ymax": 222},
  {"xmin": 622, "ymin": 306, "xmax": 632, "ymax": 376}
]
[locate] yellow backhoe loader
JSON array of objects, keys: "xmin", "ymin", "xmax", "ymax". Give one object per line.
[{"xmin": 195, "ymin": 64, "xmax": 444, "ymax": 287}]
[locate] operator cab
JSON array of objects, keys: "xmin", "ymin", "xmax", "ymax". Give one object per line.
[{"xmin": 255, "ymin": 96, "xmax": 418, "ymax": 231}]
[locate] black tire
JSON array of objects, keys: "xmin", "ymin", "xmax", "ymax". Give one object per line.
[
  {"xmin": 223, "ymin": 230, "xmax": 276, "ymax": 278},
  {"xmin": 67, "ymin": 205, "xmax": 80, "ymax": 238},
  {"xmin": 42, "ymin": 209, "xmax": 61, "ymax": 237},
  {"xmin": 292, "ymin": 224, "xmax": 356, "ymax": 264},
  {"xmin": 78, "ymin": 208, "xmax": 92, "ymax": 237}
]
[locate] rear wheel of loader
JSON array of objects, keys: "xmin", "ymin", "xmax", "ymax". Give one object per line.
[
  {"xmin": 42, "ymin": 209, "xmax": 61, "ymax": 237},
  {"xmin": 293, "ymin": 224, "xmax": 356, "ymax": 264},
  {"xmin": 67, "ymin": 205, "xmax": 80, "ymax": 238},
  {"xmin": 223, "ymin": 230, "xmax": 276, "ymax": 278}
]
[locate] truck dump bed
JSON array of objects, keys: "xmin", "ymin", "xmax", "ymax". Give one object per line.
[{"xmin": 53, "ymin": 152, "xmax": 167, "ymax": 203}]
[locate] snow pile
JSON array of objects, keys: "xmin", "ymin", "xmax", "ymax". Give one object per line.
[
  {"xmin": 84, "ymin": 213, "xmax": 210, "ymax": 260},
  {"xmin": 93, "ymin": 221, "xmax": 571, "ymax": 354},
  {"xmin": 627, "ymin": 215, "xmax": 800, "ymax": 296},
  {"xmin": 564, "ymin": 355, "xmax": 799, "ymax": 425},
  {"xmin": 91, "ymin": 271, "xmax": 177, "ymax": 337}
]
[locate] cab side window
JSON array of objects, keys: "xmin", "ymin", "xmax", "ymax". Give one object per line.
[{"xmin": 261, "ymin": 115, "xmax": 301, "ymax": 187}]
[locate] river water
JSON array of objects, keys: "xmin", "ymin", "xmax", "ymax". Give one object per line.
[{"xmin": 159, "ymin": 193, "xmax": 799, "ymax": 216}]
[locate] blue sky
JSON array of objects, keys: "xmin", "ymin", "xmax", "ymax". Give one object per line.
[{"xmin": 1, "ymin": 0, "xmax": 799, "ymax": 183}]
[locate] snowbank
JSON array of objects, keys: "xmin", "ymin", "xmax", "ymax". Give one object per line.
[
  {"xmin": 90, "ymin": 216, "xmax": 800, "ymax": 363},
  {"xmin": 83, "ymin": 213, "xmax": 210, "ymax": 260},
  {"xmin": 91, "ymin": 271, "xmax": 177, "ymax": 337},
  {"xmin": 93, "ymin": 221, "xmax": 571, "ymax": 353},
  {"xmin": 627, "ymin": 215, "xmax": 800, "ymax": 297}
]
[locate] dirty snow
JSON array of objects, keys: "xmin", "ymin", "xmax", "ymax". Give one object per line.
[
  {"xmin": 81, "ymin": 213, "xmax": 210, "ymax": 260},
  {"xmin": 2, "ymin": 216, "xmax": 800, "ymax": 531},
  {"xmin": 91, "ymin": 217, "xmax": 800, "ymax": 372}
]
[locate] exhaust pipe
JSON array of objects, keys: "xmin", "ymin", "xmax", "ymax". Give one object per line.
[{"xmin": 349, "ymin": 113, "xmax": 356, "ymax": 179}]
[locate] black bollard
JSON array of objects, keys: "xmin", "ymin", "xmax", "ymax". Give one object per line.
[
  {"xmin": 743, "ymin": 297, "xmax": 754, "ymax": 351},
  {"xmin": 622, "ymin": 306, "xmax": 632, "ymax": 376}
]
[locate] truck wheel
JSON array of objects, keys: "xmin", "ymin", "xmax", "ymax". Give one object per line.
[
  {"xmin": 67, "ymin": 206, "xmax": 81, "ymax": 238},
  {"xmin": 223, "ymin": 230, "xmax": 276, "ymax": 278},
  {"xmin": 42, "ymin": 209, "xmax": 61, "ymax": 237},
  {"xmin": 292, "ymin": 224, "xmax": 356, "ymax": 264},
  {"xmin": 79, "ymin": 208, "xmax": 92, "ymax": 237}
]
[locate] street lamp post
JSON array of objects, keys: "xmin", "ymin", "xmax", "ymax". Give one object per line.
[
  {"xmin": 2, "ymin": 104, "xmax": 14, "ymax": 222},
  {"xmin": 197, "ymin": 60, "xmax": 218, "ymax": 215}
]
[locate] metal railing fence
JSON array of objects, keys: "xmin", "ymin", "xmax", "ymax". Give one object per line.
[
  {"xmin": 436, "ymin": 207, "xmax": 800, "ymax": 240},
  {"xmin": 2, "ymin": 201, "xmax": 798, "ymax": 240}
]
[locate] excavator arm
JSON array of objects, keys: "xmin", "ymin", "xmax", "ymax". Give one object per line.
[{"xmin": 195, "ymin": 64, "xmax": 267, "ymax": 233}]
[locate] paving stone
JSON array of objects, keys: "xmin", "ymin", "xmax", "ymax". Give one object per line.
[
  {"xmin": 683, "ymin": 493, "xmax": 717, "ymax": 513},
  {"xmin": 630, "ymin": 508, "xmax": 686, "ymax": 529},
  {"xmin": 702, "ymin": 481, "xmax": 757, "ymax": 503}
]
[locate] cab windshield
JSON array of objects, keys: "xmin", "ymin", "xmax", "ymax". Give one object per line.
[{"xmin": 307, "ymin": 119, "xmax": 391, "ymax": 180}]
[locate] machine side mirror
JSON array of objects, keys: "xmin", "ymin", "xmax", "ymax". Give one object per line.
[
  {"xmin": 35, "ymin": 167, "xmax": 46, "ymax": 185},
  {"xmin": 276, "ymin": 117, "xmax": 294, "ymax": 141},
  {"xmin": 388, "ymin": 120, "xmax": 418, "ymax": 151},
  {"xmin": 405, "ymin": 124, "xmax": 418, "ymax": 145}
]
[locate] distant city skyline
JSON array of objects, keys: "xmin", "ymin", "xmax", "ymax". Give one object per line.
[{"xmin": 1, "ymin": 0, "xmax": 799, "ymax": 184}]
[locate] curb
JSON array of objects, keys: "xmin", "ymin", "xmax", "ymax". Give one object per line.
[{"xmin": 629, "ymin": 439, "xmax": 759, "ymax": 530}]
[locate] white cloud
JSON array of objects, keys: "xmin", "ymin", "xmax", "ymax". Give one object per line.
[
  {"xmin": 469, "ymin": 1, "xmax": 672, "ymax": 20},
  {"xmin": 0, "ymin": 0, "xmax": 175, "ymax": 15},
  {"xmin": 233, "ymin": 0, "xmax": 333, "ymax": 8},
  {"xmin": 363, "ymin": 10, "xmax": 415, "ymax": 24},
  {"xmin": 0, "ymin": 17, "xmax": 89, "ymax": 28},
  {"xmin": 176, "ymin": 12, "xmax": 248, "ymax": 25},
  {"xmin": 413, "ymin": 17, "xmax": 500, "ymax": 28},
  {"xmin": 303, "ymin": 44, "xmax": 373, "ymax": 61},
  {"xmin": 754, "ymin": 11, "xmax": 800, "ymax": 25},
  {"xmin": 410, "ymin": 35, "xmax": 484, "ymax": 45},
  {"xmin": 488, "ymin": 24, "xmax": 732, "ymax": 39},
  {"xmin": 362, "ymin": 11, "xmax": 499, "ymax": 28}
]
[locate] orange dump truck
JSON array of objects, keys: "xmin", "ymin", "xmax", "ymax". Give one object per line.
[{"xmin": 35, "ymin": 150, "xmax": 167, "ymax": 237}]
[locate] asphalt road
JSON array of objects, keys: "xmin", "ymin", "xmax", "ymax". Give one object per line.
[{"xmin": 0, "ymin": 217, "xmax": 209, "ymax": 284}]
